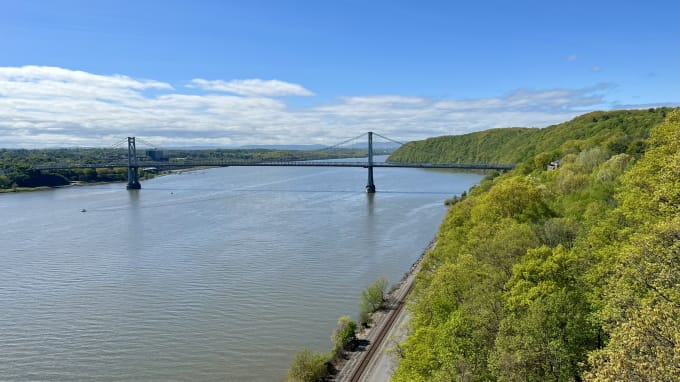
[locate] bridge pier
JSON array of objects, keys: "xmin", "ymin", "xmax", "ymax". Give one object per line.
[
  {"xmin": 366, "ymin": 167, "xmax": 375, "ymax": 193},
  {"xmin": 126, "ymin": 137, "xmax": 141, "ymax": 190},
  {"xmin": 365, "ymin": 131, "xmax": 376, "ymax": 193}
]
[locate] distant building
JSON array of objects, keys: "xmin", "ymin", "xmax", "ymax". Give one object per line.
[
  {"xmin": 547, "ymin": 160, "xmax": 560, "ymax": 171},
  {"xmin": 146, "ymin": 150, "xmax": 168, "ymax": 161}
]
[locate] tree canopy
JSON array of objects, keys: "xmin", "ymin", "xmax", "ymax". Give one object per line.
[
  {"xmin": 392, "ymin": 108, "xmax": 680, "ymax": 381},
  {"xmin": 388, "ymin": 108, "xmax": 671, "ymax": 166}
]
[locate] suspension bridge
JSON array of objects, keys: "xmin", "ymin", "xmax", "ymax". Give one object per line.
[{"xmin": 31, "ymin": 132, "xmax": 514, "ymax": 193}]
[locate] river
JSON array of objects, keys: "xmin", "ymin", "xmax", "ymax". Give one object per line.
[{"xmin": 0, "ymin": 159, "xmax": 482, "ymax": 381}]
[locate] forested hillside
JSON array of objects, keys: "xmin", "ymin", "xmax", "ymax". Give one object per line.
[
  {"xmin": 392, "ymin": 108, "xmax": 679, "ymax": 381},
  {"xmin": 388, "ymin": 108, "xmax": 670, "ymax": 165}
]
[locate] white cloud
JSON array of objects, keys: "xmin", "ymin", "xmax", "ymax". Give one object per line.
[
  {"xmin": 307, "ymin": 86, "xmax": 610, "ymax": 140},
  {"xmin": 188, "ymin": 78, "xmax": 314, "ymax": 97},
  {"xmin": 0, "ymin": 66, "xmax": 613, "ymax": 148},
  {"xmin": 0, "ymin": 65, "xmax": 172, "ymax": 92}
]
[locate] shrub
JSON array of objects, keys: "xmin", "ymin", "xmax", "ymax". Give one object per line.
[
  {"xmin": 331, "ymin": 316, "xmax": 357, "ymax": 356},
  {"xmin": 359, "ymin": 276, "xmax": 389, "ymax": 326},
  {"xmin": 286, "ymin": 349, "xmax": 328, "ymax": 382}
]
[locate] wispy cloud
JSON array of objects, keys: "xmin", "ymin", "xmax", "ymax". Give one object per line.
[
  {"xmin": 567, "ymin": 55, "xmax": 577, "ymax": 61},
  {"xmin": 0, "ymin": 66, "xmax": 614, "ymax": 148},
  {"xmin": 188, "ymin": 78, "xmax": 314, "ymax": 97},
  {"xmin": 308, "ymin": 87, "xmax": 610, "ymax": 141},
  {"xmin": 0, "ymin": 65, "xmax": 172, "ymax": 94}
]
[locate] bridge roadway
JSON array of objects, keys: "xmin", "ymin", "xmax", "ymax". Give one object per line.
[{"xmin": 34, "ymin": 160, "xmax": 514, "ymax": 171}]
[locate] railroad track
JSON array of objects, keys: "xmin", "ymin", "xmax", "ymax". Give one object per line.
[{"xmin": 347, "ymin": 279, "xmax": 415, "ymax": 382}]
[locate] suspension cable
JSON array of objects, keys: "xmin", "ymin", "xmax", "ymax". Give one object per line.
[
  {"xmin": 135, "ymin": 138, "xmax": 158, "ymax": 150},
  {"xmin": 318, "ymin": 132, "xmax": 368, "ymax": 151},
  {"xmin": 110, "ymin": 138, "xmax": 128, "ymax": 148},
  {"xmin": 372, "ymin": 132, "xmax": 406, "ymax": 147}
]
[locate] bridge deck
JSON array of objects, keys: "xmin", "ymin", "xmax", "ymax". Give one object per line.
[{"xmin": 33, "ymin": 161, "xmax": 514, "ymax": 171}]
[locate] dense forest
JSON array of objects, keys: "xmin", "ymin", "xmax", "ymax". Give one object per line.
[
  {"xmin": 389, "ymin": 107, "xmax": 679, "ymax": 381},
  {"xmin": 0, "ymin": 147, "xmax": 368, "ymax": 191},
  {"xmin": 388, "ymin": 108, "xmax": 669, "ymax": 165}
]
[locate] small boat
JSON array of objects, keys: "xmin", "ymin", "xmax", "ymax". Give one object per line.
[{"xmin": 80, "ymin": 209, "xmax": 87, "ymax": 212}]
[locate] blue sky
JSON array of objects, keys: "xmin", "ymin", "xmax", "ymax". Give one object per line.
[{"xmin": 1, "ymin": 0, "xmax": 678, "ymax": 147}]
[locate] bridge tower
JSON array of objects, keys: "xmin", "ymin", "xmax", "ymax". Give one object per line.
[
  {"xmin": 366, "ymin": 131, "xmax": 376, "ymax": 193},
  {"xmin": 126, "ymin": 137, "xmax": 142, "ymax": 190}
]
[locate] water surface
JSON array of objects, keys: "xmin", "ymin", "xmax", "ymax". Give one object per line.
[{"xmin": 0, "ymin": 161, "xmax": 482, "ymax": 381}]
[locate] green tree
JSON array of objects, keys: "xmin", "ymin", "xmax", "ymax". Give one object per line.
[
  {"xmin": 491, "ymin": 246, "xmax": 598, "ymax": 381},
  {"xmin": 538, "ymin": 217, "xmax": 580, "ymax": 248},
  {"xmin": 84, "ymin": 167, "xmax": 98, "ymax": 181},
  {"xmin": 586, "ymin": 220, "xmax": 680, "ymax": 381},
  {"xmin": 358, "ymin": 276, "xmax": 388, "ymax": 326},
  {"xmin": 394, "ymin": 310, "xmax": 494, "ymax": 382},
  {"xmin": 396, "ymin": 255, "xmax": 501, "ymax": 381},
  {"xmin": 0, "ymin": 175, "xmax": 10, "ymax": 188},
  {"xmin": 471, "ymin": 176, "xmax": 552, "ymax": 224},
  {"xmin": 286, "ymin": 349, "xmax": 328, "ymax": 382},
  {"xmin": 586, "ymin": 299, "xmax": 680, "ymax": 381},
  {"xmin": 331, "ymin": 316, "xmax": 357, "ymax": 356},
  {"xmin": 584, "ymin": 110, "xmax": 680, "ymax": 380}
]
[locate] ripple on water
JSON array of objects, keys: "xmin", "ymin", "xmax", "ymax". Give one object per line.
[{"xmin": 0, "ymin": 165, "xmax": 483, "ymax": 381}]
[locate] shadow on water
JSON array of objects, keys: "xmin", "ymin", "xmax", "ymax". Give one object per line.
[
  {"xmin": 127, "ymin": 189, "xmax": 140, "ymax": 205},
  {"xmin": 126, "ymin": 189, "xmax": 144, "ymax": 252},
  {"xmin": 366, "ymin": 192, "xmax": 375, "ymax": 216}
]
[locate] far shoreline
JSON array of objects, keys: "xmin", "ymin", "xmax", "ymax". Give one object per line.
[{"xmin": 0, "ymin": 167, "xmax": 209, "ymax": 194}]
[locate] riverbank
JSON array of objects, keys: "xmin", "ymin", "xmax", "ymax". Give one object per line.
[
  {"xmin": 333, "ymin": 240, "xmax": 434, "ymax": 381},
  {"xmin": 0, "ymin": 186, "xmax": 51, "ymax": 193},
  {"xmin": 0, "ymin": 167, "xmax": 207, "ymax": 194}
]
